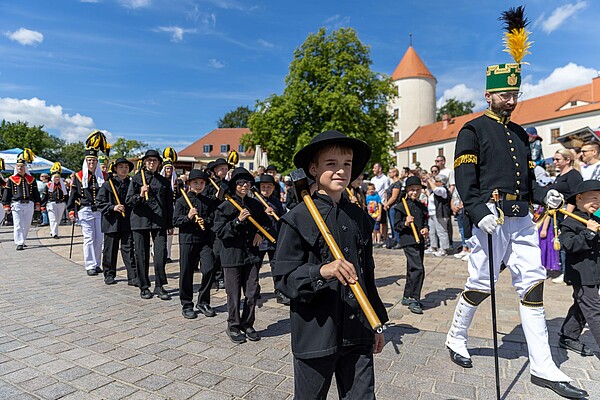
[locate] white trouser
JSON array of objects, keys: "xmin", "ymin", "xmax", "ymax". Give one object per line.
[
  {"xmin": 429, "ymin": 215, "xmax": 450, "ymax": 250},
  {"xmin": 11, "ymin": 202, "xmax": 34, "ymax": 245},
  {"xmin": 47, "ymin": 202, "xmax": 66, "ymax": 237},
  {"xmin": 446, "ymin": 203, "xmax": 570, "ymax": 382},
  {"xmin": 167, "ymin": 230, "xmax": 173, "ymax": 259},
  {"xmin": 79, "ymin": 206, "xmax": 103, "ymax": 271}
]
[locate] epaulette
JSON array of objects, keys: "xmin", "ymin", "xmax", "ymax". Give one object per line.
[
  {"xmin": 76, "ymin": 171, "xmax": 84, "ymax": 182},
  {"xmin": 24, "ymin": 174, "xmax": 35, "ymax": 185},
  {"xmin": 9, "ymin": 175, "xmax": 22, "ymax": 185}
]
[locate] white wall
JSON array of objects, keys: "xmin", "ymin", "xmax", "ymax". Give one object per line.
[{"xmin": 389, "ymin": 77, "xmax": 436, "ymax": 145}]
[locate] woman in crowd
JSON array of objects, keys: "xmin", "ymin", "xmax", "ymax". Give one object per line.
[{"xmin": 384, "ymin": 167, "xmax": 403, "ymax": 249}]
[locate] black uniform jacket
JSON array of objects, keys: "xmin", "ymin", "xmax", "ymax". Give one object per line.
[
  {"xmin": 2, "ymin": 174, "xmax": 41, "ymax": 206},
  {"xmin": 258, "ymin": 192, "xmax": 285, "ymax": 252},
  {"xmin": 212, "ymin": 193, "xmax": 271, "ymax": 268},
  {"xmin": 173, "ymin": 191, "xmax": 215, "ymax": 244},
  {"xmin": 454, "ymin": 111, "xmax": 547, "ymax": 225},
  {"xmin": 41, "ymin": 183, "xmax": 68, "ymax": 208},
  {"xmin": 96, "ymin": 176, "xmax": 133, "ymax": 234},
  {"xmin": 393, "ymin": 197, "xmax": 428, "ymax": 248},
  {"xmin": 559, "ymin": 210, "xmax": 600, "ymax": 286},
  {"xmin": 67, "ymin": 170, "xmax": 107, "ymax": 212},
  {"xmin": 272, "ymin": 193, "xmax": 389, "ymax": 359},
  {"xmin": 126, "ymin": 169, "xmax": 173, "ymax": 231}
]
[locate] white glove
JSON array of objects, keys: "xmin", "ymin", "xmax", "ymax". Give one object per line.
[
  {"xmin": 545, "ymin": 189, "xmax": 564, "ymax": 209},
  {"xmin": 477, "ymin": 214, "xmax": 498, "ymax": 235}
]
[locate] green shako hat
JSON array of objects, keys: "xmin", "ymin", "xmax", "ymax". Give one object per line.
[{"xmin": 486, "ymin": 6, "xmax": 531, "ymax": 93}]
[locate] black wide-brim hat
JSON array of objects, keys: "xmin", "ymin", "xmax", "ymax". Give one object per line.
[
  {"xmin": 266, "ymin": 164, "xmax": 278, "ymax": 173},
  {"xmin": 210, "ymin": 158, "xmax": 231, "ymax": 172},
  {"xmin": 141, "ymin": 149, "xmax": 162, "ymax": 162},
  {"xmin": 293, "ymin": 130, "xmax": 372, "ymax": 182},
  {"xmin": 188, "ymin": 169, "xmax": 210, "ymax": 182},
  {"xmin": 255, "ymin": 174, "xmax": 275, "ymax": 185},
  {"xmin": 567, "ymin": 180, "xmax": 600, "ymax": 205},
  {"xmin": 404, "ymin": 176, "xmax": 426, "ymax": 189},
  {"xmin": 111, "ymin": 157, "xmax": 134, "ymax": 173},
  {"xmin": 228, "ymin": 167, "xmax": 254, "ymax": 192}
]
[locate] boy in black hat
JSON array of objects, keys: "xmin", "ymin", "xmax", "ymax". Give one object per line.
[
  {"xmin": 97, "ymin": 158, "xmax": 138, "ymax": 286},
  {"xmin": 393, "ymin": 176, "xmax": 429, "ymax": 314},
  {"xmin": 173, "ymin": 169, "xmax": 216, "ymax": 319},
  {"xmin": 272, "ymin": 130, "xmax": 388, "ymax": 400},
  {"xmin": 558, "ymin": 180, "xmax": 600, "ymax": 356},
  {"xmin": 213, "ymin": 167, "xmax": 271, "ymax": 344},
  {"xmin": 126, "ymin": 149, "xmax": 173, "ymax": 300}
]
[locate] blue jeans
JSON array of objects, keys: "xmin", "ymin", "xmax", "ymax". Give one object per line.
[
  {"xmin": 388, "ymin": 206, "xmax": 400, "ymax": 242},
  {"xmin": 41, "ymin": 210, "xmax": 49, "ymax": 225}
]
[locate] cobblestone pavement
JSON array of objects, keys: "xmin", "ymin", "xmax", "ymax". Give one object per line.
[{"xmin": 0, "ymin": 222, "xmax": 599, "ymax": 399}]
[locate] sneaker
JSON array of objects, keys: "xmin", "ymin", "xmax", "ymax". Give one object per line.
[
  {"xmin": 227, "ymin": 327, "xmax": 246, "ymax": 344},
  {"xmin": 244, "ymin": 327, "xmax": 261, "ymax": 341},
  {"xmin": 86, "ymin": 269, "xmax": 98, "ymax": 276},
  {"xmin": 104, "ymin": 276, "xmax": 116, "ymax": 285},
  {"xmin": 424, "ymin": 248, "xmax": 435, "ymax": 254},
  {"xmin": 552, "ymin": 273, "xmax": 564, "ymax": 284},
  {"xmin": 559, "ymin": 337, "xmax": 594, "ymax": 356},
  {"xmin": 276, "ymin": 291, "xmax": 291, "ymax": 305},
  {"xmin": 401, "ymin": 297, "xmax": 411, "ymax": 306},
  {"xmin": 434, "ymin": 250, "xmax": 447, "ymax": 257},
  {"xmin": 454, "ymin": 251, "xmax": 467, "ymax": 259},
  {"xmin": 373, "ymin": 242, "xmax": 383, "ymax": 248},
  {"xmin": 182, "ymin": 308, "xmax": 197, "ymax": 319},
  {"xmin": 461, "ymin": 254, "xmax": 470, "ymax": 262},
  {"xmin": 408, "ymin": 299, "xmax": 423, "ymax": 314}
]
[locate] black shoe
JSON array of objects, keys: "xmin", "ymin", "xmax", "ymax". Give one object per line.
[
  {"xmin": 153, "ymin": 286, "xmax": 171, "ymax": 300},
  {"xmin": 140, "ymin": 289, "xmax": 153, "ymax": 299},
  {"xmin": 166, "ymin": 258, "xmax": 173, "ymax": 264},
  {"xmin": 244, "ymin": 327, "xmax": 261, "ymax": 341},
  {"xmin": 95, "ymin": 266, "xmax": 102, "ymax": 273},
  {"xmin": 53, "ymin": 235, "xmax": 60, "ymax": 239},
  {"xmin": 408, "ymin": 299, "xmax": 423, "ymax": 314},
  {"xmin": 182, "ymin": 308, "xmax": 197, "ymax": 319},
  {"xmin": 401, "ymin": 297, "xmax": 411, "ymax": 306},
  {"xmin": 196, "ymin": 303, "xmax": 216, "ymax": 317},
  {"xmin": 16, "ymin": 245, "xmax": 24, "ymax": 251},
  {"xmin": 448, "ymin": 347, "xmax": 473, "ymax": 368},
  {"xmin": 392, "ymin": 243, "xmax": 402, "ymax": 250},
  {"xmin": 104, "ymin": 276, "xmax": 117, "ymax": 285},
  {"xmin": 128, "ymin": 280, "xmax": 139, "ymax": 287},
  {"xmin": 217, "ymin": 279, "xmax": 225, "ymax": 290},
  {"xmin": 276, "ymin": 292, "xmax": 291, "ymax": 306},
  {"xmin": 227, "ymin": 327, "xmax": 246, "ymax": 344},
  {"xmin": 86, "ymin": 269, "xmax": 98, "ymax": 276},
  {"xmin": 530, "ymin": 375, "xmax": 588, "ymax": 399},
  {"xmin": 559, "ymin": 337, "xmax": 594, "ymax": 357}
]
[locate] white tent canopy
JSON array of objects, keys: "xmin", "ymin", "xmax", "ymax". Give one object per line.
[
  {"xmin": 252, "ymin": 145, "xmax": 269, "ymax": 171},
  {"xmin": 0, "ymin": 148, "xmax": 74, "ymax": 174}
]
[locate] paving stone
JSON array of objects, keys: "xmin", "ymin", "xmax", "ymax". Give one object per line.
[
  {"xmin": 0, "ymin": 383, "xmax": 38, "ymax": 399},
  {"xmin": 135, "ymin": 374, "xmax": 173, "ymax": 391},
  {"xmin": 91, "ymin": 381, "xmax": 138, "ymax": 400},
  {"xmin": 35, "ymin": 382, "xmax": 77, "ymax": 400},
  {"xmin": 156, "ymin": 381, "xmax": 201, "ymax": 400},
  {"xmin": 70, "ymin": 372, "xmax": 114, "ymax": 391}
]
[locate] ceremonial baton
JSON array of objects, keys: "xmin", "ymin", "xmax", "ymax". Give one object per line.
[
  {"xmin": 140, "ymin": 169, "xmax": 149, "ymax": 201},
  {"xmin": 290, "ymin": 168, "xmax": 382, "ymax": 332},
  {"xmin": 108, "ymin": 178, "xmax": 125, "ymax": 217},
  {"xmin": 69, "ymin": 219, "xmax": 76, "ymax": 259},
  {"xmin": 488, "ymin": 190, "xmax": 503, "ymax": 400},
  {"xmin": 251, "ymin": 188, "xmax": 280, "ymax": 221},
  {"xmin": 401, "ymin": 194, "xmax": 420, "ymax": 244},
  {"xmin": 180, "ymin": 188, "xmax": 205, "ymax": 230},
  {"xmin": 209, "ymin": 178, "xmax": 276, "ymax": 244}
]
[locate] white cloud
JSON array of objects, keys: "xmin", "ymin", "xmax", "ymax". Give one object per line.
[
  {"xmin": 80, "ymin": 0, "xmax": 99, "ymax": 3},
  {"xmin": 540, "ymin": 1, "xmax": 587, "ymax": 34},
  {"xmin": 436, "ymin": 84, "xmax": 487, "ymax": 112},
  {"xmin": 324, "ymin": 15, "xmax": 351, "ymax": 30},
  {"xmin": 154, "ymin": 26, "xmax": 197, "ymax": 43},
  {"xmin": 0, "ymin": 97, "xmax": 96, "ymax": 142},
  {"xmin": 119, "ymin": 0, "xmax": 150, "ymax": 8},
  {"xmin": 4, "ymin": 28, "xmax": 44, "ymax": 46},
  {"xmin": 257, "ymin": 39, "xmax": 274, "ymax": 48},
  {"xmin": 208, "ymin": 58, "xmax": 225, "ymax": 69},
  {"xmin": 521, "ymin": 63, "xmax": 598, "ymax": 99}
]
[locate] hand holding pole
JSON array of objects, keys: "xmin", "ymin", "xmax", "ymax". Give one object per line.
[
  {"xmin": 108, "ymin": 178, "xmax": 126, "ymax": 217},
  {"xmin": 401, "ymin": 195, "xmax": 420, "ymax": 243},
  {"xmin": 180, "ymin": 188, "xmax": 205, "ymax": 230},
  {"xmin": 141, "ymin": 169, "xmax": 149, "ymax": 201},
  {"xmin": 252, "ymin": 188, "xmax": 280, "ymax": 221}
]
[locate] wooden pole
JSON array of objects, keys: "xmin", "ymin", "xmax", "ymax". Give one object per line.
[
  {"xmin": 108, "ymin": 178, "xmax": 125, "ymax": 217},
  {"xmin": 140, "ymin": 169, "xmax": 149, "ymax": 201},
  {"xmin": 180, "ymin": 188, "xmax": 205, "ymax": 230},
  {"xmin": 252, "ymin": 188, "xmax": 280, "ymax": 221},
  {"xmin": 401, "ymin": 196, "xmax": 420, "ymax": 243}
]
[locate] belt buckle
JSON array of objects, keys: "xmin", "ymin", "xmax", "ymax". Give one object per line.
[{"xmin": 505, "ymin": 194, "xmax": 517, "ymax": 201}]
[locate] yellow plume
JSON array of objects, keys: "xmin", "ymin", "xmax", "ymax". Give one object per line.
[
  {"xmin": 86, "ymin": 130, "xmax": 111, "ymax": 156},
  {"xmin": 0, "ymin": 157, "xmax": 5, "ymax": 171},
  {"xmin": 503, "ymin": 27, "xmax": 532, "ymax": 64},
  {"xmin": 227, "ymin": 149, "xmax": 239, "ymax": 166},
  {"xmin": 163, "ymin": 147, "xmax": 178, "ymax": 163},
  {"xmin": 50, "ymin": 162, "xmax": 62, "ymax": 175},
  {"xmin": 22, "ymin": 148, "xmax": 36, "ymax": 163}
]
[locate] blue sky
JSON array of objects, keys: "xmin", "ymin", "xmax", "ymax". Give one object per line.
[{"xmin": 1, "ymin": 0, "xmax": 598, "ymax": 151}]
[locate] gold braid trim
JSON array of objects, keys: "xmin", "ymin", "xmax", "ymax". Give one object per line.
[{"xmin": 454, "ymin": 154, "xmax": 478, "ymax": 169}]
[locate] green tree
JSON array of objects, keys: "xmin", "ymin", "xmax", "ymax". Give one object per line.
[
  {"xmin": 56, "ymin": 141, "xmax": 86, "ymax": 171},
  {"xmin": 436, "ymin": 98, "xmax": 475, "ymax": 121},
  {"xmin": 241, "ymin": 28, "xmax": 395, "ymax": 172},
  {"xmin": 110, "ymin": 137, "xmax": 148, "ymax": 158},
  {"xmin": 217, "ymin": 106, "xmax": 253, "ymax": 128},
  {"xmin": 0, "ymin": 120, "xmax": 56, "ymax": 155}
]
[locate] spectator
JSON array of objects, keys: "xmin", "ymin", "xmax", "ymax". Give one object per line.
[
  {"xmin": 371, "ymin": 162, "xmax": 390, "ymax": 244},
  {"xmin": 425, "ymin": 173, "xmax": 451, "ymax": 257},
  {"xmin": 451, "ymin": 189, "xmax": 470, "ymax": 261},
  {"xmin": 580, "ymin": 141, "xmax": 600, "ymax": 180},
  {"xmin": 434, "ymin": 155, "xmax": 455, "ymax": 247},
  {"xmin": 366, "ymin": 182, "xmax": 383, "ymax": 246},
  {"xmin": 526, "ymin": 127, "xmax": 545, "ymax": 167},
  {"xmin": 569, "ymin": 147, "xmax": 582, "ymax": 172},
  {"xmin": 37, "ymin": 173, "xmax": 50, "ymax": 226},
  {"xmin": 384, "ymin": 168, "xmax": 403, "ymax": 248}
]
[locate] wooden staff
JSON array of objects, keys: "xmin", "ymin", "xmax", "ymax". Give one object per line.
[
  {"xmin": 346, "ymin": 187, "xmax": 358, "ymax": 204},
  {"xmin": 558, "ymin": 208, "xmax": 600, "ymax": 230},
  {"xmin": 252, "ymin": 188, "xmax": 280, "ymax": 221},
  {"xmin": 401, "ymin": 195, "xmax": 420, "ymax": 243},
  {"xmin": 290, "ymin": 169, "xmax": 382, "ymax": 332},
  {"xmin": 180, "ymin": 188, "xmax": 205, "ymax": 230},
  {"xmin": 141, "ymin": 169, "xmax": 149, "ymax": 201},
  {"xmin": 210, "ymin": 178, "xmax": 276, "ymax": 243},
  {"xmin": 108, "ymin": 178, "xmax": 125, "ymax": 217}
]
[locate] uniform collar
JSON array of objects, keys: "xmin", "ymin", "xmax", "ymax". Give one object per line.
[{"xmin": 485, "ymin": 109, "xmax": 511, "ymax": 126}]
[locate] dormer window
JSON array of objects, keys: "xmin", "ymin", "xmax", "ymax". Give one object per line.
[
  {"xmin": 220, "ymin": 144, "xmax": 230, "ymax": 153},
  {"xmin": 203, "ymin": 144, "xmax": 212, "ymax": 153}
]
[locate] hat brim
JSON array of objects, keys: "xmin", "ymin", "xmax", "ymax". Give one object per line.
[
  {"xmin": 228, "ymin": 172, "xmax": 254, "ymax": 192},
  {"xmin": 112, "ymin": 160, "xmax": 134, "ymax": 173},
  {"xmin": 293, "ymin": 136, "xmax": 372, "ymax": 182},
  {"xmin": 210, "ymin": 160, "xmax": 232, "ymax": 172}
]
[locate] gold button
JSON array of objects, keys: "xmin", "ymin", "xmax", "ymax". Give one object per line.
[
  {"xmin": 509, "ymin": 139, "xmax": 513, "ymax": 143},
  {"xmin": 511, "ymin": 147, "xmax": 515, "ymax": 152},
  {"xmin": 516, "ymin": 163, "xmax": 519, "ymax": 167},
  {"xmin": 513, "ymin": 156, "xmax": 517, "ymax": 160},
  {"xmin": 516, "ymin": 189, "xmax": 520, "ymax": 193},
  {"xmin": 517, "ymin": 180, "xmax": 521, "ymax": 185},
  {"xmin": 516, "ymin": 172, "xmax": 520, "ymax": 176},
  {"xmin": 506, "ymin": 132, "xmax": 510, "ymax": 135}
]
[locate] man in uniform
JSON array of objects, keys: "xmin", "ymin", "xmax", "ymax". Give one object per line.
[
  {"xmin": 0, "ymin": 158, "xmax": 7, "ymax": 227},
  {"xmin": 2, "ymin": 150, "xmax": 41, "ymax": 250},
  {"xmin": 160, "ymin": 149, "xmax": 182, "ymax": 263},
  {"xmin": 445, "ymin": 7, "xmax": 587, "ymax": 399}
]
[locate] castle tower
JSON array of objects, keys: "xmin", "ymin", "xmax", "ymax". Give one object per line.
[{"xmin": 389, "ymin": 44, "xmax": 437, "ymax": 146}]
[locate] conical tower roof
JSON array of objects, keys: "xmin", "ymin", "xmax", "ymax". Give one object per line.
[{"xmin": 392, "ymin": 46, "xmax": 435, "ymax": 81}]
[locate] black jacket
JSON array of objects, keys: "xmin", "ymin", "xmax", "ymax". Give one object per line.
[
  {"xmin": 173, "ymin": 191, "xmax": 215, "ymax": 244},
  {"xmin": 126, "ymin": 169, "xmax": 173, "ymax": 231},
  {"xmin": 97, "ymin": 176, "xmax": 132, "ymax": 234},
  {"xmin": 393, "ymin": 197, "xmax": 429, "ymax": 248},
  {"xmin": 257, "ymin": 192, "xmax": 285, "ymax": 252},
  {"xmin": 454, "ymin": 111, "xmax": 547, "ymax": 225},
  {"xmin": 40, "ymin": 183, "xmax": 68, "ymax": 208},
  {"xmin": 272, "ymin": 193, "xmax": 389, "ymax": 359},
  {"xmin": 559, "ymin": 210, "xmax": 600, "ymax": 286},
  {"xmin": 212, "ymin": 193, "xmax": 271, "ymax": 267},
  {"xmin": 2, "ymin": 174, "xmax": 41, "ymax": 206}
]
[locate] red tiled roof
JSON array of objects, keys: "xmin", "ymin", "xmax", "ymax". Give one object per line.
[
  {"xmin": 391, "ymin": 46, "xmax": 435, "ymax": 81},
  {"xmin": 397, "ymin": 79, "xmax": 600, "ymax": 150},
  {"xmin": 178, "ymin": 128, "xmax": 254, "ymax": 157}
]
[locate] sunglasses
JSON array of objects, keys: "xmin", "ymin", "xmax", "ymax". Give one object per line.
[
  {"xmin": 236, "ymin": 179, "xmax": 252, "ymax": 186},
  {"xmin": 552, "ymin": 158, "xmax": 563, "ymax": 162}
]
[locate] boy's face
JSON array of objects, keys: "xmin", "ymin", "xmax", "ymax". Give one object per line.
[
  {"xmin": 577, "ymin": 191, "xmax": 600, "ymax": 214},
  {"xmin": 260, "ymin": 182, "xmax": 274, "ymax": 198},
  {"xmin": 366, "ymin": 186, "xmax": 376, "ymax": 195},
  {"xmin": 406, "ymin": 184, "xmax": 422, "ymax": 201},
  {"xmin": 214, "ymin": 164, "xmax": 228, "ymax": 179},
  {"xmin": 115, "ymin": 163, "xmax": 130, "ymax": 179},
  {"xmin": 188, "ymin": 178, "xmax": 206, "ymax": 193},
  {"xmin": 235, "ymin": 178, "xmax": 252, "ymax": 197},
  {"xmin": 309, "ymin": 147, "xmax": 352, "ymax": 194}
]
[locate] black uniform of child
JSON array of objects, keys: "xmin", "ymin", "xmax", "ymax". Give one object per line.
[
  {"xmin": 96, "ymin": 158, "xmax": 138, "ymax": 286},
  {"xmin": 173, "ymin": 169, "xmax": 216, "ymax": 319},
  {"xmin": 205, "ymin": 158, "xmax": 230, "ymax": 289},
  {"xmin": 273, "ymin": 130, "xmax": 389, "ymax": 400},
  {"xmin": 393, "ymin": 176, "xmax": 429, "ymax": 314}
]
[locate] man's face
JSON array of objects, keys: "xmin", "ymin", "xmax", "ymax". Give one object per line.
[
  {"xmin": 581, "ymin": 145, "xmax": 598, "ymax": 164},
  {"xmin": 434, "ymin": 157, "xmax": 445, "ymax": 169},
  {"xmin": 266, "ymin": 169, "xmax": 277, "ymax": 177},
  {"xmin": 86, "ymin": 157, "xmax": 98, "ymax": 172},
  {"xmin": 235, "ymin": 178, "xmax": 252, "ymax": 197},
  {"xmin": 144, "ymin": 157, "xmax": 160, "ymax": 173},
  {"xmin": 164, "ymin": 166, "xmax": 173, "ymax": 177},
  {"xmin": 486, "ymin": 91, "xmax": 519, "ymax": 118},
  {"xmin": 52, "ymin": 175, "xmax": 61, "ymax": 184},
  {"xmin": 115, "ymin": 163, "xmax": 130, "ymax": 179},
  {"xmin": 372, "ymin": 163, "xmax": 382, "ymax": 176}
]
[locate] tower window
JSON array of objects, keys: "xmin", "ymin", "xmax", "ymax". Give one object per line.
[
  {"xmin": 551, "ymin": 128, "xmax": 560, "ymax": 144},
  {"xmin": 394, "ymin": 132, "xmax": 400, "ymax": 142}
]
